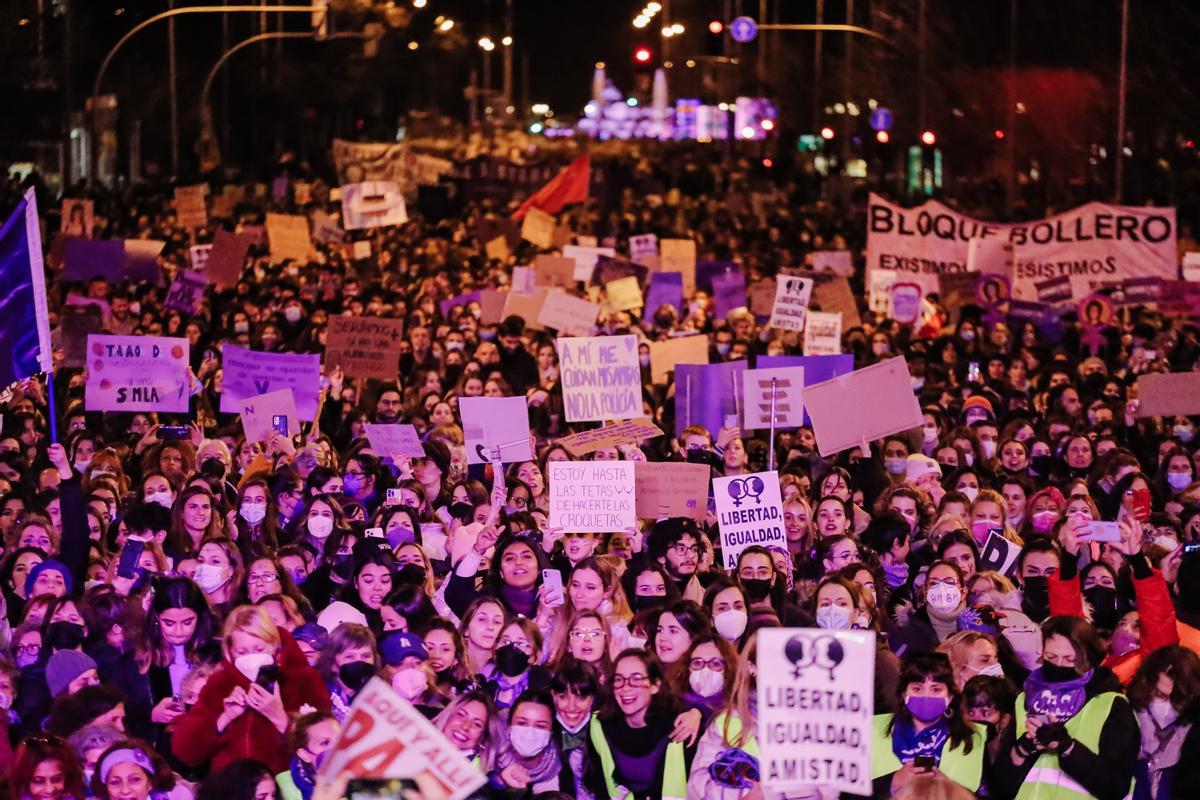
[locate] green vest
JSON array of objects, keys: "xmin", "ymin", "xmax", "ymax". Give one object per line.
[
  {"xmin": 1013, "ymin": 691, "xmax": 1134, "ymax": 800},
  {"xmin": 275, "ymin": 770, "xmax": 302, "ymax": 800},
  {"xmin": 710, "ymin": 712, "xmax": 760, "ymax": 758},
  {"xmin": 870, "ymin": 714, "xmax": 987, "ymax": 792},
  {"xmin": 589, "ymin": 713, "xmax": 688, "ymax": 800}
]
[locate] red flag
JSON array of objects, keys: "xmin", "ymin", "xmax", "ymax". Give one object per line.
[{"xmin": 511, "ymin": 156, "xmax": 590, "ymax": 221}]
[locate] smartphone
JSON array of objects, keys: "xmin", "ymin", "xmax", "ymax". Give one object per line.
[
  {"xmin": 364, "ymin": 527, "xmax": 384, "ymax": 539},
  {"xmin": 967, "ymin": 362, "xmax": 981, "ymax": 384},
  {"xmin": 723, "ymin": 414, "xmax": 739, "ymax": 430},
  {"xmin": 384, "ymin": 488, "xmax": 404, "ymax": 508},
  {"xmin": 913, "ymin": 755, "xmax": 936, "ymax": 771},
  {"xmin": 1131, "ymin": 488, "xmax": 1152, "ymax": 523},
  {"xmin": 541, "ymin": 568, "xmax": 565, "ymax": 605},
  {"xmin": 255, "ymin": 664, "xmax": 280, "ymax": 693},
  {"xmin": 346, "ymin": 778, "xmax": 417, "ymax": 800},
  {"xmin": 156, "ymin": 425, "xmax": 190, "ymax": 440},
  {"xmin": 271, "ymin": 415, "xmax": 289, "ymax": 436},
  {"xmin": 1183, "ymin": 542, "xmax": 1200, "ymax": 557},
  {"xmin": 1078, "ymin": 520, "xmax": 1121, "ymax": 543},
  {"xmin": 118, "ymin": 539, "xmax": 145, "ymax": 579}
]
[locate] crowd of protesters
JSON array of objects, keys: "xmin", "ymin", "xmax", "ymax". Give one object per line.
[{"xmin": 0, "ymin": 145, "xmax": 1198, "ymax": 800}]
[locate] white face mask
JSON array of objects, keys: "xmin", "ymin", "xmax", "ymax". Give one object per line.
[
  {"xmin": 1167, "ymin": 472, "xmax": 1192, "ymax": 491},
  {"xmin": 713, "ymin": 609, "xmax": 748, "ymax": 641},
  {"xmin": 815, "ymin": 605, "xmax": 852, "ymax": 630},
  {"xmin": 146, "ymin": 491, "xmax": 173, "ymax": 509},
  {"xmin": 923, "ymin": 426, "xmax": 939, "ymax": 445},
  {"xmin": 927, "ymin": 584, "xmax": 963, "ymax": 614},
  {"xmin": 689, "ymin": 668, "xmax": 725, "ymax": 697},
  {"xmin": 884, "ymin": 458, "xmax": 908, "ymax": 476},
  {"xmin": 509, "ymin": 725, "xmax": 552, "ymax": 758},
  {"xmin": 981, "ymin": 441, "xmax": 997, "ymax": 460},
  {"xmin": 308, "ymin": 516, "xmax": 334, "ymax": 539},
  {"xmin": 1149, "ymin": 698, "xmax": 1178, "ymax": 728},
  {"xmin": 240, "ymin": 503, "xmax": 267, "ymax": 525},
  {"xmin": 960, "ymin": 486, "xmax": 979, "ymax": 503},
  {"xmin": 193, "ymin": 563, "xmax": 230, "ymax": 594},
  {"xmin": 234, "ymin": 652, "xmax": 275, "ymax": 682},
  {"xmin": 971, "ymin": 662, "xmax": 1004, "ymax": 678},
  {"xmin": 391, "ymin": 667, "xmax": 429, "ymax": 701},
  {"xmin": 626, "ymin": 635, "xmax": 647, "ymax": 651}
]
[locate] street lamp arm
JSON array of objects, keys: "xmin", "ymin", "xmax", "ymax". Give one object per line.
[{"xmin": 756, "ymin": 23, "xmax": 888, "ymax": 41}]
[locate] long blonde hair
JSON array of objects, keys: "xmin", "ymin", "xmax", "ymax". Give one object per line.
[{"xmin": 720, "ymin": 632, "xmax": 758, "ymax": 748}]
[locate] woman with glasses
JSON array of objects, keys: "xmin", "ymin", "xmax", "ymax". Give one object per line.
[
  {"xmin": 484, "ymin": 617, "xmax": 548, "ymax": 710},
  {"xmin": 552, "ymin": 609, "xmax": 613, "ymax": 678},
  {"xmin": 680, "ymin": 636, "xmax": 736, "ymax": 727},
  {"xmin": 896, "ymin": 561, "xmax": 969, "ymax": 655},
  {"xmin": 590, "ymin": 649, "xmax": 695, "ymax": 800}
]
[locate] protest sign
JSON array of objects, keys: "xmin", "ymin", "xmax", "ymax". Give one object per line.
[
  {"xmin": 810, "ymin": 250, "xmax": 854, "ymax": 275},
  {"xmin": 967, "ymin": 236, "xmax": 1014, "ymax": 276},
  {"xmin": 240, "ymin": 388, "xmax": 298, "ymax": 443},
  {"xmin": 478, "ymin": 288, "xmax": 506, "ymax": 325},
  {"xmin": 174, "ymin": 185, "xmax": 208, "ymax": 229},
  {"xmin": 867, "ymin": 192, "xmax": 1177, "ymax": 301},
  {"xmin": 811, "ymin": 277, "xmax": 862, "ymax": 328},
  {"xmin": 747, "ymin": 279, "xmax": 777, "ymax": 317},
  {"xmin": 635, "ymin": 461, "xmax": 710, "ymax": 521},
  {"xmin": 1135, "ymin": 372, "xmax": 1200, "ymax": 417},
  {"xmin": 312, "ymin": 211, "xmax": 345, "ymax": 245},
  {"xmin": 188, "ymin": 245, "xmax": 212, "ymax": 272},
  {"xmin": 60, "ymin": 304, "xmax": 104, "ymax": 368},
  {"xmin": 220, "ymin": 345, "xmax": 322, "ymax": 420},
  {"xmin": 85, "ymin": 335, "xmax": 190, "ymax": 413},
  {"xmin": 938, "ymin": 271, "xmax": 980, "ymax": 320},
  {"xmin": 888, "ymin": 281, "xmax": 923, "ymax": 325},
  {"xmin": 533, "ymin": 254, "xmax": 576, "ymax": 288},
  {"xmin": 563, "ymin": 244, "xmax": 616, "ymax": 282},
  {"xmin": 557, "ymin": 418, "xmax": 664, "ymax": 457},
  {"xmin": 629, "ymin": 233, "xmax": 659, "ymax": 266},
  {"xmin": 521, "ymin": 208, "xmax": 556, "ymax": 249},
  {"xmin": 557, "ymin": 335, "xmax": 642, "ymax": 422},
  {"xmin": 484, "ymin": 235, "xmax": 510, "ymax": 262},
  {"xmin": 660, "ymin": 238, "xmax": 697, "ymax": 294},
  {"xmin": 62, "ymin": 238, "xmax": 126, "ymax": 282},
  {"xmin": 537, "ymin": 290, "xmax": 599, "ymax": 334},
  {"xmin": 459, "ymin": 396, "xmax": 533, "ymax": 464},
  {"xmin": 759, "ymin": 354, "xmax": 855, "ymax": 425},
  {"xmin": 325, "ymin": 315, "xmax": 405, "ymax": 379},
  {"xmin": 648, "ymin": 335, "xmax": 709, "ymax": 385},
  {"xmin": 742, "ymin": 367, "xmax": 804, "ymax": 430},
  {"xmin": 1184, "ymin": 252, "xmax": 1200, "ymax": 282},
  {"xmin": 319, "ymin": 677, "xmax": 486, "ymax": 800},
  {"xmin": 352, "ymin": 240, "xmax": 372, "ymax": 260},
  {"xmin": 591, "ymin": 256, "xmax": 648, "ymax": 288},
  {"xmin": 675, "ymin": 360, "xmax": 747, "ymax": 436},
  {"xmin": 712, "ymin": 269, "xmax": 747, "ymax": 320},
  {"xmin": 768, "ymin": 275, "xmax": 814, "ymax": 331},
  {"xmin": 867, "ymin": 270, "xmax": 897, "ymax": 314},
  {"xmin": 645, "ymin": 271, "xmax": 684, "ymax": 314},
  {"xmin": 206, "ymin": 229, "xmax": 251, "ymax": 288},
  {"xmin": 713, "ymin": 470, "xmax": 786, "ymax": 568},
  {"xmin": 1035, "ymin": 274, "xmax": 1073, "ymax": 305},
  {"xmin": 265, "ymin": 213, "xmax": 311, "ymax": 262},
  {"xmin": 803, "ymin": 311, "xmax": 843, "ymax": 356},
  {"xmin": 548, "ymin": 461, "xmax": 636, "ymax": 533},
  {"xmin": 363, "ymin": 424, "xmax": 426, "ymax": 459},
  {"xmin": 756, "ymin": 627, "xmax": 875, "ymax": 797},
  {"xmin": 164, "ymin": 270, "xmax": 209, "ymax": 316},
  {"xmin": 341, "ymin": 181, "xmax": 408, "ymax": 230},
  {"xmin": 977, "ymin": 531, "xmax": 1022, "ymax": 579},
  {"xmin": 123, "ymin": 239, "xmax": 166, "ymax": 285},
  {"xmin": 803, "ymin": 357, "xmax": 924, "ymax": 456},
  {"xmin": 61, "ymin": 199, "xmax": 94, "ymax": 238},
  {"xmin": 511, "ymin": 266, "xmax": 537, "ymax": 294},
  {"xmin": 605, "ymin": 275, "xmax": 644, "ymax": 311},
  {"xmin": 501, "ymin": 288, "xmax": 547, "ymax": 331},
  {"xmin": 439, "ymin": 292, "xmax": 481, "ymax": 317}
]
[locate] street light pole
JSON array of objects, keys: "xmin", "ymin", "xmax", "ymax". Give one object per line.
[
  {"xmin": 1006, "ymin": 0, "xmax": 1017, "ymax": 217},
  {"xmin": 168, "ymin": 0, "xmax": 179, "ymax": 176},
  {"xmin": 1115, "ymin": 0, "xmax": 1129, "ymax": 202}
]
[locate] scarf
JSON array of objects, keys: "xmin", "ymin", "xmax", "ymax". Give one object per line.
[
  {"xmin": 495, "ymin": 738, "xmax": 560, "ymax": 782},
  {"xmin": 1023, "ymin": 668, "xmax": 1093, "ymax": 722},
  {"xmin": 499, "ymin": 584, "xmax": 537, "ymax": 617},
  {"xmin": 891, "ymin": 717, "xmax": 950, "ymax": 764},
  {"xmin": 290, "ymin": 756, "xmax": 317, "ymax": 800}
]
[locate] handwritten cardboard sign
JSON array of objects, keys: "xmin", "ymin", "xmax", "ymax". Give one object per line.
[
  {"xmin": 206, "ymin": 229, "xmax": 251, "ymax": 288},
  {"xmin": 341, "ymin": 181, "xmax": 409, "ymax": 230},
  {"xmin": 648, "ymin": 335, "xmax": 709, "ymax": 385},
  {"xmin": 660, "ymin": 238, "xmax": 697, "ymax": 295},
  {"xmin": 712, "ymin": 269, "xmax": 747, "ymax": 320},
  {"xmin": 459, "ymin": 396, "xmax": 533, "ymax": 465},
  {"xmin": 558, "ymin": 418, "xmax": 664, "ymax": 456},
  {"xmin": 164, "ymin": 270, "xmax": 209, "ymax": 316},
  {"xmin": 811, "ymin": 277, "xmax": 862, "ymax": 329},
  {"xmin": 85, "ymin": 335, "xmax": 190, "ymax": 413},
  {"xmin": 325, "ymin": 315, "xmax": 405, "ymax": 379},
  {"xmin": 769, "ymin": 275, "xmax": 814, "ymax": 331},
  {"xmin": 562, "ymin": 244, "xmax": 616, "ymax": 282},
  {"xmin": 220, "ymin": 345, "xmax": 322, "ymax": 420},
  {"xmin": 501, "ymin": 288, "xmax": 547, "ymax": 331},
  {"xmin": 803, "ymin": 311, "xmax": 843, "ymax": 356},
  {"xmin": 634, "ymin": 461, "xmax": 710, "ymax": 521},
  {"xmin": 537, "ymin": 290, "xmax": 599, "ymax": 335},
  {"xmin": 174, "ymin": 185, "xmax": 208, "ymax": 229},
  {"xmin": 533, "ymin": 254, "xmax": 576, "ymax": 288},
  {"xmin": 606, "ymin": 275, "xmax": 644, "ymax": 311},
  {"xmin": 645, "ymin": 272, "xmax": 684, "ymax": 314},
  {"xmin": 520, "ymin": 208, "xmax": 556, "ymax": 249},
  {"xmin": 265, "ymin": 213, "xmax": 311, "ymax": 262},
  {"xmin": 1136, "ymin": 372, "xmax": 1200, "ymax": 418},
  {"xmin": 557, "ymin": 335, "xmax": 642, "ymax": 422},
  {"xmin": 363, "ymin": 424, "xmax": 427, "ymax": 459},
  {"xmin": 810, "ymin": 250, "xmax": 853, "ymax": 275},
  {"xmin": 240, "ymin": 388, "xmax": 298, "ymax": 443},
  {"xmin": 803, "ymin": 357, "xmax": 923, "ymax": 456},
  {"xmin": 629, "ymin": 233, "xmax": 659, "ymax": 266},
  {"xmin": 484, "ymin": 235, "xmax": 510, "ymax": 262},
  {"xmin": 548, "ymin": 461, "xmax": 636, "ymax": 533}
]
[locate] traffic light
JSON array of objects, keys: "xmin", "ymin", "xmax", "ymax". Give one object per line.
[
  {"xmin": 920, "ymin": 129, "xmax": 937, "ymax": 146},
  {"xmin": 634, "ymin": 45, "xmax": 653, "ymax": 64},
  {"xmin": 820, "ymin": 126, "xmax": 835, "ymax": 140}
]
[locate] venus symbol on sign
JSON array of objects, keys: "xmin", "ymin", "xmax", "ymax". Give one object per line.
[
  {"xmin": 726, "ymin": 476, "xmax": 765, "ymax": 507},
  {"xmin": 784, "ymin": 633, "xmax": 846, "ymax": 681}
]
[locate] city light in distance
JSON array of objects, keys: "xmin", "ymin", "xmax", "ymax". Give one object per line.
[
  {"xmin": 876, "ymin": 130, "xmax": 889, "ymax": 143},
  {"xmin": 761, "ymin": 119, "xmax": 774, "ymax": 131},
  {"xmin": 634, "ymin": 46, "xmax": 652, "ymax": 63},
  {"xmin": 412, "ymin": 0, "xmax": 426, "ymax": 7},
  {"xmin": 820, "ymin": 126, "xmax": 835, "ymax": 140},
  {"xmin": 709, "ymin": 20, "xmax": 724, "ymax": 34},
  {"xmin": 921, "ymin": 130, "xmax": 937, "ymax": 146}
]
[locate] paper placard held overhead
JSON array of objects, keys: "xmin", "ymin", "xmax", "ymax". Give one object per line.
[
  {"xmin": 557, "ymin": 419, "xmax": 663, "ymax": 456},
  {"xmin": 459, "ymin": 396, "xmax": 533, "ymax": 464},
  {"xmin": 363, "ymin": 424, "xmax": 427, "ymax": 459},
  {"xmin": 240, "ymin": 388, "xmax": 299, "ymax": 443},
  {"xmin": 803, "ymin": 356, "xmax": 924, "ymax": 456},
  {"xmin": 324, "ymin": 315, "xmax": 406, "ymax": 379},
  {"xmin": 521, "ymin": 208, "xmax": 556, "ymax": 249},
  {"xmin": 803, "ymin": 311, "xmax": 843, "ymax": 356},
  {"xmin": 557, "ymin": 335, "xmax": 642, "ymax": 422},
  {"xmin": 562, "ymin": 245, "xmax": 616, "ymax": 282},
  {"xmin": 220, "ymin": 345, "xmax": 322, "ymax": 420},
  {"xmin": 537, "ymin": 290, "xmax": 600, "ymax": 335},
  {"xmin": 769, "ymin": 275, "xmax": 814, "ymax": 331},
  {"xmin": 741, "ymin": 367, "xmax": 805, "ymax": 430},
  {"xmin": 548, "ymin": 461, "xmax": 636, "ymax": 533},
  {"xmin": 635, "ymin": 461, "xmax": 710, "ymax": 521},
  {"xmin": 533, "ymin": 254, "xmax": 576, "ymax": 288},
  {"xmin": 85, "ymin": 335, "xmax": 190, "ymax": 413},
  {"xmin": 648, "ymin": 335, "xmax": 709, "ymax": 385},
  {"xmin": 1135, "ymin": 372, "xmax": 1200, "ymax": 418},
  {"xmin": 659, "ymin": 238, "xmax": 697, "ymax": 295},
  {"xmin": 341, "ymin": 181, "xmax": 409, "ymax": 230},
  {"xmin": 712, "ymin": 470, "xmax": 786, "ymax": 569},
  {"xmin": 265, "ymin": 213, "xmax": 311, "ymax": 262},
  {"xmin": 174, "ymin": 185, "xmax": 208, "ymax": 229}
]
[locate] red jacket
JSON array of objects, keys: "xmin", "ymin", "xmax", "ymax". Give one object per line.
[
  {"xmin": 1049, "ymin": 564, "xmax": 1179, "ymax": 684},
  {"xmin": 171, "ymin": 629, "xmax": 331, "ymax": 774}
]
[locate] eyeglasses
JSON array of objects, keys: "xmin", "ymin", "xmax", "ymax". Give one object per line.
[
  {"xmin": 610, "ymin": 673, "xmax": 651, "ymax": 689},
  {"xmin": 248, "ymin": 573, "xmax": 279, "ymax": 585},
  {"xmin": 671, "ymin": 543, "xmax": 699, "ymax": 556},
  {"xmin": 927, "ymin": 578, "xmax": 961, "ymax": 589},
  {"xmin": 689, "ymin": 657, "xmax": 725, "ymax": 672},
  {"xmin": 570, "ymin": 629, "xmax": 605, "ymax": 641},
  {"xmin": 498, "ymin": 637, "xmax": 532, "ymax": 654},
  {"xmin": 16, "ymin": 642, "xmax": 41, "ymax": 655}
]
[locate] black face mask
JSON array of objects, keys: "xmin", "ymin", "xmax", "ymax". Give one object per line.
[
  {"xmin": 449, "ymin": 502, "xmax": 474, "ymax": 522},
  {"xmin": 743, "ymin": 578, "xmax": 773, "ymax": 602},
  {"xmin": 493, "ymin": 643, "xmax": 530, "ymax": 677},
  {"xmin": 633, "ymin": 594, "xmax": 664, "ymax": 613},
  {"xmin": 200, "ymin": 458, "xmax": 227, "ymax": 480},
  {"xmin": 1082, "ymin": 585, "xmax": 1122, "ymax": 631},
  {"xmin": 395, "ymin": 563, "xmax": 426, "ymax": 586},
  {"xmin": 1030, "ymin": 455, "xmax": 1058, "ymax": 476},
  {"xmin": 46, "ymin": 621, "xmax": 86, "ymax": 651},
  {"xmin": 1040, "ymin": 662, "xmax": 1080, "ymax": 683},
  {"xmin": 1022, "ymin": 576, "xmax": 1051, "ymax": 620},
  {"xmin": 338, "ymin": 661, "xmax": 375, "ymax": 692},
  {"xmin": 330, "ymin": 553, "xmax": 355, "ymax": 582}
]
